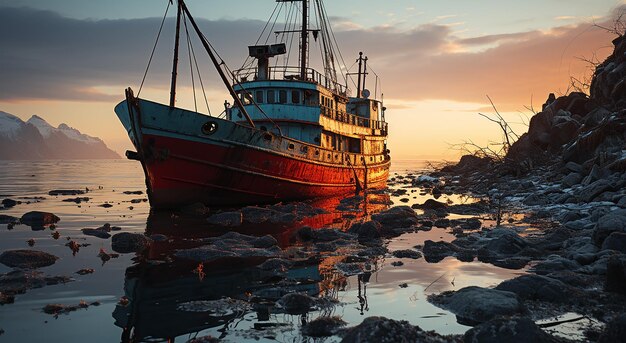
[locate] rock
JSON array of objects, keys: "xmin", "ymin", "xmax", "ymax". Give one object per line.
[
  {"xmin": 495, "ymin": 275, "xmax": 573, "ymax": 303},
  {"xmin": 422, "ymin": 240, "xmax": 470, "ymax": 263},
  {"xmin": 302, "ymin": 316, "xmax": 347, "ymax": 337},
  {"xmin": 565, "ymin": 161, "xmax": 583, "ymax": 173},
  {"xmin": 481, "ymin": 228, "xmax": 528, "ymax": 256},
  {"xmin": 417, "ymin": 199, "xmax": 448, "ymax": 210},
  {"xmin": 598, "ymin": 313, "xmax": 626, "ymax": 343},
  {"xmin": 1, "ymin": 199, "xmax": 17, "ymax": 208},
  {"xmin": 276, "ymin": 293, "xmax": 317, "ymax": 314},
  {"xmin": 605, "ymin": 255, "xmax": 626, "ymax": 294},
  {"xmin": 206, "ymin": 211, "xmax": 242, "ymax": 227},
  {"xmin": 371, "ymin": 206, "xmax": 419, "ymax": 228},
  {"xmin": 579, "ymin": 179, "xmax": 615, "ymax": 203},
  {"xmin": 175, "ymin": 232, "xmax": 280, "ymax": 262},
  {"xmin": 523, "ymin": 194, "xmax": 546, "ymax": 206},
  {"xmin": 391, "ymin": 249, "xmax": 422, "ymax": 259},
  {"xmin": 81, "ymin": 228, "xmax": 111, "ymax": 239},
  {"xmin": 122, "ymin": 190, "xmax": 143, "ymax": 195},
  {"xmin": 340, "ymin": 316, "xmax": 420, "ymax": 343},
  {"xmin": 0, "ymin": 215, "xmax": 18, "ymax": 224},
  {"xmin": 602, "ymin": 232, "xmax": 626, "ymax": 253},
  {"xmin": 428, "ymin": 286, "xmax": 525, "ymax": 325},
  {"xmin": 258, "ymin": 258, "xmax": 294, "ymax": 271},
  {"xmin": 0, "ymin": 250, "xmax": 58, "ymax": 268},
  {"xmin": 62, "ymin": 197, "xmax": 90, "ymax": 204},
  {"xmin": 335, "ymin": 262, "xmax": 364, "ymax": 276},
  {"xmin": 0, "ymin": 270, "xmax": 72, "ymax": 298},
  {"xmin": 593, "ymin": 209, "xmax": 626, "ymax": 246},
  {"xmin": 433, "ymin": 218, "xmax": 450, "ymax": 228},
  {"xmin": 441, "ymin": 155, "xmax": 491, "ymax": 174},
  {"xmin": 459, "ymin": 218, "xmax": 482, "ymax": 231},
  {"xmin": 112, "ymin": 232, "xmax": 152, "ymax": 253},
  {"xmin": 531, "ymin": 255, "xmax": 581, "ymax": 275},
  {"xmin": 42, "ymin": 300, "xmax": 99, "ymax": 315},
  {"xmin": 348, "ymin": 221, "xmax": 383, "ymax": 241},
  {"xmin": 562, "ymin": 172, "xmax": 582, "ymax": 188},
  {"xmin": 463, "ymin": 317, "xmax": 559, "ymax": 343},
  {"xmin": 48, "ymin": 189, "xmax": 85, "ymax": 196},
  {"xmin": 20, "ymin": 211, "xmax": 60, "ymax": 227},
  {"xmin": 296, "ymin": 227, "xmax": 353, "ymax": 242}
]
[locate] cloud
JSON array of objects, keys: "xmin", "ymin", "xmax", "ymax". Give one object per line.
[
  {"xmin": 0, "ymin": 4, "xmax": 623, "ymax": 112},
  {"xmin": 0, "ymin": 6, "xmax": 265, "ymax": 102}
]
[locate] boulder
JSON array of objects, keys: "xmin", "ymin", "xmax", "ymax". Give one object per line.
[
  {"xmin": 417, "ymin": 199, "xmax": 448, "ymax": 210},
  {"xmin": 598, "ymin": 313, "xmax": 626, "ymax": 343},
  {"xmin": 601, "ymin": 232, "xmax": 626, "ymax": 253},
  {"xmin": 175, "ymin": 232, "xmax": 280, "ymax": 262},
  {"xmin": 276, "ymin": 293, "xmax": 318, "ymax": 314},
  {"xmin": 428, "ymin": 286, "xmax": 525, "ymax": 325},
  {"xmin": 422, "ymin": 240, "xmax": 472, "ymax": 263},
  {"xmin": 1, "ymin": 199, "xmax": 17, "ymax": 208},
  {"xmin": 391, "ymin": 249, "xmax": 422, "ymax": 259},
  {"xmin": 340, "ymin": 317, "xmax": 421, "ymax": 343},
  {"xmin": 463, "ymin": 317, "xmax": 559, "ymax": 343},
  {"xmin": 0, "ymin": 250, "xmax": 58, "ymax": 269},
  {"xmin": 206, "ymin": 211, "xmax": 242, "ymax": 227},
  {"xmin": 579, "ymin": 179, "xmax": 615, "ymax": 202},
  {"xmin": 302, "ymin": 316, "xmax": 347, "ymax": 337},
  {"xmin": 20, "ymin": 211, "xmax": 60, "ymax": 227},
  {"xmin": 530, "ymin": 255, "xmax": 581, "ymax": 275},
  {"xmin": 593, "ymin": 209, "xmax": 626, "ymax": 246},
  {"xmin": 48, "ymin": 189, "xmax": 85, "ymax": 196},
  {"xmin": 0, "ymin": 215, "xmax": 18, "ymax": 224},
  {"xmin": 371, "ymin": 206, "xmax": 419, "ymax": 228},
  {"xmin": 348, "ymin": 221, "xmax": 383, "ymax": 241},
  {"xmin": 112, "ymin": 232, "xmax": 152, "ymax": 253},
  {"xmin": 495, "ymin": 275, "xmax": 573, "ymax": 303},
  {"xmin": 81, "ymin": 228, "xmax": 111, "ymax": 239},
  {"xmin": 562, "ymin": 172, "xmax": 582, "ymax": 188}
]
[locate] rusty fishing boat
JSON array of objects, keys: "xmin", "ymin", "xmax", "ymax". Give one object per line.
[{"xmin": 115, "ymin": 0, "xmax": 390, "ymax": 208}]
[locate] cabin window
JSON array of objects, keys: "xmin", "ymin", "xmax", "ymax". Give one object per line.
[
  {"xmin": 240, "ymin": 92, "xmax": 252, "ymax": 105},
  {"xmin": 267, "ymin": 90, "xmax": 276, "ymax": 104},
  {"xmin": 255, "ymin": 90, "xmax": 264, "ymax": 103},
  {"xmin": 279, "ymin": 90, "xmax": 287, "ymax": 104},
  {"xmin": 292, "ymin": 90, "xmax": 300, "ymax": 104}
]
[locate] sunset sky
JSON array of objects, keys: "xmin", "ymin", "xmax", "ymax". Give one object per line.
[{"xmin": 0, "ymin": 0, "xmax": 624, "ymax": 160}]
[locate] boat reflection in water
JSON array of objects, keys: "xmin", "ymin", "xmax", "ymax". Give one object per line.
[{"xmin": 113, "ymin": 192, "xmax": 389, "ymax": 342}]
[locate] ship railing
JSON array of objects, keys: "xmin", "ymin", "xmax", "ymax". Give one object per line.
[
  {"xmin": 320, "ymin": 105, "xmax": 388, "ymax": 133},
  {"xmin": 233, "ymin": 66, "xmax": 350, "ymax": 97}
]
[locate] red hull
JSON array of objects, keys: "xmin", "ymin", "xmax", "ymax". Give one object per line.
[{"xmin": 142, "ymin": 134, "xmax": 390, "ymax": 208}]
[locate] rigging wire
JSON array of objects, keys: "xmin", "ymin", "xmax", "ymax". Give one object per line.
[
  {"xmin": 240, "ymin": 1, "xmax": 281, "ymax": 70},
  {"xmin": 183, "ymin": 14, "xmax": 197, "ymax": 112},
  {"xmin": 138, "ymin": 1, "xmax": 171, "ymax": 96},
  {"xmin": 183, "ymin": 12, "xmax": 211, "ymax": 115},
  {"xmin": 319, "ymin": 0, "xmax": 349, "ymax": 88}
]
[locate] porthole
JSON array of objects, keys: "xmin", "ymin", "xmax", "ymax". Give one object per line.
[
  {"xmin": 201, "ymin": 121, "xmax": 218, "ymax": 135},
  {"xmin": 288, "ymin": 143, "xmax": 295, "ymax": 150},
  {"xmin": 315, "ymin": 150, "xmax": 320, "ymax": 156}
]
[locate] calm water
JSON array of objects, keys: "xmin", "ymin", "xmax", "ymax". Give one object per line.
[{"xmin": 0, "ymin": 160, "xmax": 524, "ymax": 342}]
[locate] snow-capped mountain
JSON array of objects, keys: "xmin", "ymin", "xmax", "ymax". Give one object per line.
[{"xmin": 0, "ymin": 111, "xmax": 120, "ymax": 160}]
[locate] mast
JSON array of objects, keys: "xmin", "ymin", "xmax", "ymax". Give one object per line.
[
  {"xmin": 356, "ymin": 52, "xmax": 363, "ymax": 98},
  {"xmin": 169, "ymin": 1, "xmax": 182, "ymax": 107},
  {"xmin": 300, "ymin": 0, "xmax": 308, "ymax": 80},
  {"xmin": 362, "ymin": 56, "xmax": 368, "ymax": 95},
  {"xmin": 179, "ymin": 0, "xmax": 255, "ymax": 128}
]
